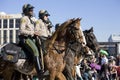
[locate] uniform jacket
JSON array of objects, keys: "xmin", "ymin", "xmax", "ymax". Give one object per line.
[
  {"xmin": 35, "ymin": 19, "xmax": 52, "ymax": 37},
  {"xmin": 19, "ymin": 16, "xmax": 36, "ymax": 36}
]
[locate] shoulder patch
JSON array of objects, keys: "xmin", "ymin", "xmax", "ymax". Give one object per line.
[
  {"xmin": 21, "ymin": 18, "xmax": 26, "ymax": 23},
  {"xmin": 36, "ymin": 21, "xmax": 40, "ymax": 24}
]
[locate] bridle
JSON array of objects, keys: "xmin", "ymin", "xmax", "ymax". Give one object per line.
[
  {"xmin": 51, "ymin": 20, "xmax": 83, "ymax": 54},
  {"xmin": 67, "ymin": 24, "xmax": 84, "ymax": 45},
  {"xmin": 53, "ymin": 44, "xmax": 65, "ymax": 54},
  {"xmin": 51, "ymin": 26, "xmax": 81, "ymax": 54}
]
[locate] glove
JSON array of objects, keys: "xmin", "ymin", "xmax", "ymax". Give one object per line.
[
  {"xmin": 48, "ymin": 21, "xmax": 53, "ymax": 28},
  {"xmin": 45, "ymin": 18, "xmax": 53, "ymax": 28}
]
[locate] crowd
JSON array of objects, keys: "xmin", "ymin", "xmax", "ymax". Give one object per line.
[{"xmin": 76, "ymin": 49, "xmax": 120, "ymax": 80}]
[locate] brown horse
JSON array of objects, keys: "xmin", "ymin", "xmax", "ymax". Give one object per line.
[
  {"xmin": 18, "ymin": 18, "xmax": 94, "ymax": 80},
  {"xmin": 45, "ymin": 18, "xmax": 93, "ymax": 80},
  {"xmin": 62, "ymin": 19, "xmax": 95, "ymax": 80},
  {"xmin": 43, "ymin": 18, "xmax": 86, "ymax": 80},
  {"xmin": 29, "ymin": 18, "xmax": 88, "ymax": 80}
]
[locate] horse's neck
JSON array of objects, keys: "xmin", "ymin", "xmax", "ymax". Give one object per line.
[
  {"xmin": 48, "ymin": 31, "xmax": 66, "ymax": 48},
  {"xmin": 50, "ymin": 32, "xmax": 58, "ymax": 44},
  {"xmin": 45, "ymin": 31, "xmax": 59, "ymax": 49},
  {"xmin": 48, "ymin": 19, "xmax": 73, "ymax": 45},
  {"xmin": 46, "ymin": 36, "xmax": 66, "ymax": 51}
]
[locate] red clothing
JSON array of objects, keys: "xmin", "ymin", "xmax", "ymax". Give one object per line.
[{"xmin": 115, "ymin": 66, "xmax": 120, "ymax": 76}]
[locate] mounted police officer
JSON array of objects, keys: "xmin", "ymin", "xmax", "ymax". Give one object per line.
[
  {"xmin": 34, "ymin": 10, "xmax": 53, "ymax": 72},
  {"xmin": 35, "ymin": 10, "xmax": 53, "ymax": 38},
  {"xmin": 35, "ymin": 10, "xmax": 53, "ymax": 57},
  {"xmin": 19, "ymin": 4, "xmax": 44, "ymax": 79}
]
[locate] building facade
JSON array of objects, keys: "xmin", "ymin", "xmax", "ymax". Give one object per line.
[
  {"xmin": 99, "ymin": 34, "xmax": 120, "ymax": 56},
  {"xmin": 108, "ymin": 34, "xmax": 120, "ymax": 55},
  {"xmin": 0, "ymin": 12, "xmax": 22, "ymax": 46},
  {"xmin": 108, "ymin": 34, "xmax": 120, "ymax": 42}
]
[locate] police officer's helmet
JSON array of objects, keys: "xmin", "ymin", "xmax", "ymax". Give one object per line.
[
  {"xmin": 22, "ymin": 4, "xmax": 34, "ymax": 14},
  {"xmin": 39, "ymin": 10, "xmax": 50, "ymax": 18}
]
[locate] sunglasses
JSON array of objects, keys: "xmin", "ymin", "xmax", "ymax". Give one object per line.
[{"xmin": 29, "ymin": 9, "xmax": 33, "ymax": 12}]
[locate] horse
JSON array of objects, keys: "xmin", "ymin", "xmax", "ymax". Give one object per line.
[
  {"xmin": 43, "ymin": 19, "xmax": 96, "ymax": 80},
  {"xmin": 83, "ymin": 27, "xmax": 100, "ymax": 53},
  {"xmin": 31, "ymin": 18, "xmax": 90, "ymax": 80},
  {"xmin": 56, "ymin": 18, "xmax": 92, "ymax": 80},
  {"xmin": 44, "ymin": 18, "xmax": 90, "ymax": 80},
  {"xmin": 0, "ymin": 18, "xmax": 85, "ymax": 80},
  {"xmin": 0, "ymin": 19, "xmax": 71, "ymax": 80}
]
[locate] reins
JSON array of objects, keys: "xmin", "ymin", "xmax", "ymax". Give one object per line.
[{"xmin": 53, "ymin": 44, "xmax": 65, "ymax": 54}]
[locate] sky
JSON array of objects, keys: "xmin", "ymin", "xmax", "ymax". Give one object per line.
[{"xmin": 0, "ymin": 0, "xmax": 120, "ymax": 42}]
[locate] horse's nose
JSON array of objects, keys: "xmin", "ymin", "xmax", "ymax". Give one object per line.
[
  {"xmin": 82, "ymin": 43, "xmax": 86, "ymax": 46},
  {"xmin": 87, "ymin": 50, "xmax": 94, "ymax": 56},
  {"xmin": 88, "ymin": 51, "xmax": 92, "ymax": 55}
]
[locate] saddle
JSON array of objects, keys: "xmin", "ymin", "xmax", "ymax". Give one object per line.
[{"xmin": 0, "ymin": 43, "xmax": 30, "ymax": 63}]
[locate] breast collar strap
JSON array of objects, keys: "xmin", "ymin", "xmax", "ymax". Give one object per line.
[
  {"xmin": 53, "ymin": 44, "xmax": 65, "ymax": 54},
  {"xmin": 28, "ymin": 17, "xmax": 35, "ymax": 26}
]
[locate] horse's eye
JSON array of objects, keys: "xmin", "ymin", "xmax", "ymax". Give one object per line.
[{"xmin": 91, "ymin": 35, "xmax": 95, "ymax": 39}]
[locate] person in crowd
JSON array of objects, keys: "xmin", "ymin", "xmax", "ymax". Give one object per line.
[
  {"xmin": 108, "ymin": 57, "xmax": 117, "ymax": 80},
  {"xmin": 19, "ymin": 4, "xmax": 43, "ymax": 79},
  {"xmin": 99, "ymin": 49, "xmax": 109, "ymax": 80},
  {"xmin": 101, "ymin": 54, "xmax": 108, "ymax": 65},
  {"xmin": 81, "ymin": 58, "xmax": 91, "ymax": 80},
  {"xmin": 116, "ymin": 54, "xmax": 120, "ymax": 66}
]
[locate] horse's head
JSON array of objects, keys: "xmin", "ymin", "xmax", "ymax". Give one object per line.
[
  {"xmin": 54, "ymin": 18, "xmax": 82, "ymax": 43},
  {"xmin": 47, "ymin": 19, "xmax": 74, "ymax": 47},
  {"xmin": 65, "ymin": 18, "xmax": 85, "ymax": 44},
  {"xmin": 83, "ymin": 27, "xmax": 100, "ymax": 53}
]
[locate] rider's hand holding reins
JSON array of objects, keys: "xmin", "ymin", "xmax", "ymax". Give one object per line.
[{"xmin": 34, "ymin": 32, "xmax": 39, "ymax": 36}]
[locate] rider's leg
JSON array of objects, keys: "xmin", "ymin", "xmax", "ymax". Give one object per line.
[{"xmin": 25, "ymin": 38, "xmax": 44, "ymax": 79}]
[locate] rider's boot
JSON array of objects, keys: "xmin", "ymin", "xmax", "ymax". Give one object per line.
[{"xmin": 34, "ymin": 56, "xmax": 44, "ymax": 80}]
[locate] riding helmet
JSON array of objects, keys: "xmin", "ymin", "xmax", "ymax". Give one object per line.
[
  {"xmin": 22, "ymin": 4, "xmax": 34, "ymax": 14},
  {"xmin": 39, "ymin": 10, "xmax": 50, "ymax": 18}
]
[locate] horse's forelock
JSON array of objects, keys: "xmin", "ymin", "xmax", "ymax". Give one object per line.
[{"xmin": 59, "ymin": 19, "xmax": 73, "ymax": 31}]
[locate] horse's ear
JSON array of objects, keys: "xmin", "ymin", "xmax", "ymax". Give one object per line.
[
  {"xmin": 90, "ymin": 27, "xmax": 93, "ymax": 32},
  {"xmin": 79, "ymin": 18, "xmax": 82, "ymax": 21},
  {"xmin": 72, "ymin": 18, "xmax": 76, "ymax": 22},
  {"xmin": 77, "ymin": 18, "xmax": 82, "ymax": 21},
  {"xmin": 76, "ymin": 18, "xmax": 82, "ymax": 22},
  {"xmin": 73, "ymin": 18, "xmax": 75, "ymax": 20}
]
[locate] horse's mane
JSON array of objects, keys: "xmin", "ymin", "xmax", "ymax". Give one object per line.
[{"xmin": 47, "ymin": 19, "xmax": 74, "ymax": 47}]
